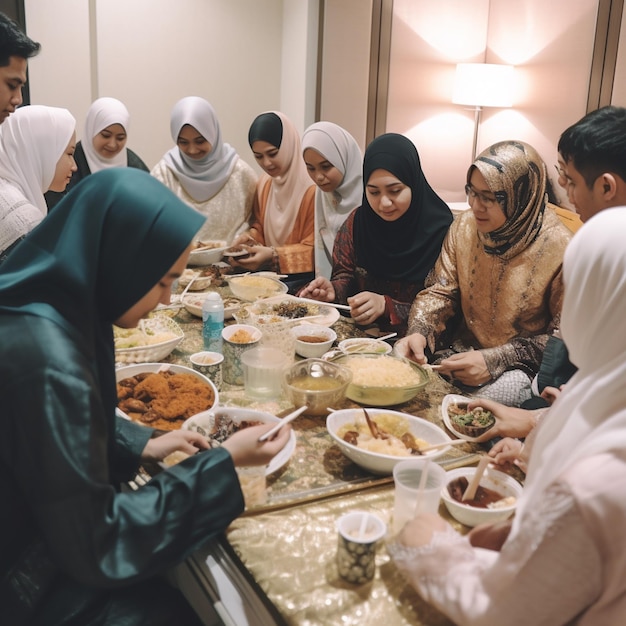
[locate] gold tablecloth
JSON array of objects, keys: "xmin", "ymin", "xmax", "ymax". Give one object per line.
[{"xmin": 154, "ymin": 282, "xmax": 494, "ymax": 625}]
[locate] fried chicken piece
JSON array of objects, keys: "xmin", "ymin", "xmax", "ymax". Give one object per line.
[
  {"xmin": 134, "ymin": 373, "xmax": 171, "ymax": 402},
  {"xmin": 118, "ymin": 398, "xmax": 149, "ymax": 414}
]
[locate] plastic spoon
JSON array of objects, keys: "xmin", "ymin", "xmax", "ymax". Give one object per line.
[{"xmin": 462, "ymin": 456, "xmax": 491, "ymax": 501}]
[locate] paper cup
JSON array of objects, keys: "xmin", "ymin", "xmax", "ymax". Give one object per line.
[
  {"xmin": 221, "ymin": 324, "xmax": 262, "ymax": 385},
  {"xmin": 336, "ymin": 511, "xmax": 386, "ymax": 584},
  {"xmin": 190, "ymin": 351, "xmax": 224, "ymax": 390}
]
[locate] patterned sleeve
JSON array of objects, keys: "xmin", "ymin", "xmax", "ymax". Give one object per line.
[
  {"xmin": 329, "ymin": 212, "xmax": 358, "ymax": 304},
  {"xmin": 407, "ymin": 224, "xmax": 460, "ymax": 351}
]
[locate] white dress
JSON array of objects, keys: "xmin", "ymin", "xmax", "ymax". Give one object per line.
[
  {"xmin": 151, "ymin": 157, "xmax": 257, "ymax": 243},
  {"xmin": 0, "ymin": 179, "xmax": 44, "ymax": 253}
]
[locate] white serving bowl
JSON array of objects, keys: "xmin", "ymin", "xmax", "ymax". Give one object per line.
[
  {"xmin": 338, "ymin": 337, "xmax": 392, "ymax": 356},
  {"xmin": 114, "ymin": 316, "xmax": 184, "ymax": 365},
  {"xmin": 326, "ymin": 408, "xmax": 452, "ymax": 475},
  {"xmin": 441, "ymin": 466, "xmax": 523, "ymax": 527},
  {"xmin": 188, "ymin": 240, "xmax": 228, "ymax": 266},
  {"xmin": 115, "ymin": 363, "xmax": 219, "ymax": 428},
  {"xmin": 292, "ymin": 324, "xmax": 337, "ymax": 358},
  {"xmin": 183, "ymin": 407, "xmax": 296, "ymax": 475}
]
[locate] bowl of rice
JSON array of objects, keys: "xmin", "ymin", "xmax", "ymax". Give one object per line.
[
  {"xmin": 228, "ymin": 274, "xmax": 288, "ymax": 301},
  {"xmin": 331, "ymin": 354, "xmax": 428, "ymax": 406},
  {"xmin": 327, "ymin": 408, "xmax": 452, "ymax": 475}
]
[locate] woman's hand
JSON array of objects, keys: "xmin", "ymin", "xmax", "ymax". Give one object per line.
[
  {"xmin": 347, "ymin": 292, "xmax": 385, "ymax": 325},
  {"xmin": 396, "ymin": 513, "xmax": 451, "ymax": 548},
  {"xmin": 488, "ymin": 437, "xmax": 524, "ymax": 470},
  {"xmin": 297, "ymin": 277, "xmax": 335, "ymax": 301},
  {"xmin": 469, "ymin": 398, "xmax": 538, "ymax": 441},
  {"xmin": 231, "ymin": 245, "xmax": 273, "ymax": 271},
  {"xmin": 394, "ymin": 333, "xmax": 428, "ymax": 364},
  {"xmin": 222, "ymin": 423, "xmax": 292, "ymax": 467},
  {"xmin": 141, "ymin": 430, "xmax": 210, "ymax": 462},
  {"xmin": 436, "ymin": 351, "xmax": 490, "ymax": 387}
]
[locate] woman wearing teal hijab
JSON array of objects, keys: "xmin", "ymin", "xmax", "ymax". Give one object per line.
[{"xmin": 0, "ymin": 169, "xmax": 290, "ymax": 625}]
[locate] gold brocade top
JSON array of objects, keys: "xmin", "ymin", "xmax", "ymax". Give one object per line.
[{"xmin": 408, "ymin": 207, "xmax": 572, "ymax": 378}]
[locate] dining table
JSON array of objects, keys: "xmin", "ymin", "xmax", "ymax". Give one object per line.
[{"xmin": 131, "ymin": 270, "xmax": 518, "ymax": 626}]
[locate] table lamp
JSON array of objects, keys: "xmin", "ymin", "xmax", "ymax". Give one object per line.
[{"xmin": 452, "ymin": 62, "xmax": 514, "ymax": 161}]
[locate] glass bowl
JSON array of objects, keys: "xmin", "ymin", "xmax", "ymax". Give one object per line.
[
  {"xmin": 283, "ymin": 358, "xmax": 352, "ymax": 416},
  {"xmin": 330, "ymin": 354, "xmax": 428, "ymax": 406}
]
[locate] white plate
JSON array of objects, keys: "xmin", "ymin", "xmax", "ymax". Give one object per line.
[
  {"xmin": 183, "ymin": 408, "xmax": 297, "ymax": 475},
  {"xmin": 182, "ymin": 292, "xmax": 242, "ymax": 320},
  {"xmin": 441, "ymin": 394, "xmax": 494, "ymax": 442},
  {"xmin": 327, "ymin": 408, "xmax": 452, "ymax": 475},
  {"xmin": 253, "ymin": 294, "xmax": 340, "ymax": 327}
]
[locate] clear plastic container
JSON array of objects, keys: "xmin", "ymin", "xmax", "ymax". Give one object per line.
[{"xmin": 241, "ymin": 346, "xmax": 289, "ymax": 399}]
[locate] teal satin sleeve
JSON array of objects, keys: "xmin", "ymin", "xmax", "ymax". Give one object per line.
[{"xmin": 2, "ymin": 321, "xmax": 244, "ymax": 589}]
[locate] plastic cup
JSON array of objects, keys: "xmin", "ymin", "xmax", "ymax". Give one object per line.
[
  {"xmin": 189, "ymin": 351, "xmax": 223, "ymax": 390},
  {"xmin": 391, "ymin": 459, "xmax": 447, "ymax": 535},
  {"xmin": 241, "ymin": 347, "xmax": 289, "ymax": 399},
  {"xmin": 235, "ymin": 465, "xmax": 267, "ymax": 509},
  {"xmin": 336, "ymin": 511, "xmax": 386, "ymax": 584}
]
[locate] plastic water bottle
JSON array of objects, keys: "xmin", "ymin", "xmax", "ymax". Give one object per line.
[{"xmin": 202, "ymin": 292, "xmax": 224, "ymax": 352}]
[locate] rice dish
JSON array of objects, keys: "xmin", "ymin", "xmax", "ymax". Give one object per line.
[{"xmin": 343, "ymin": 355, "xmax": 421, "ymax": 387}]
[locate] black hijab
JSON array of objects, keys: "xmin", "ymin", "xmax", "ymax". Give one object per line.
[
  {"xmin": 0, "ymin": 168, "xmax": 204, "ymax": 418},
  {"xmin": 353, "ymin": 133, "xmax": 452, "ymax": 281}
]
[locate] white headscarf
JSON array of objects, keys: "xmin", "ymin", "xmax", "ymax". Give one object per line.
[
  {"xmin": 512, "ymin": 207, "xmax": 626, "ymax": 526},
  {"xmin": 302, "ymin": 121, "xmax": 363, "ymax": 277},
  {"xmin": 0, "ymin": 105, "xmax": 76, "ymax": 213},
  {"xmin": 163, "ymin": 96, "xmax": 238, "ymax": 202},
  {"xmin": 82, "ymin": 97, "xmax": 129, "ymax": 173}
]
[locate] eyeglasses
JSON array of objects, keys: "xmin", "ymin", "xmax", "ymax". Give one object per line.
[{"xmin": 465, "ymin": 184, "xmax": 500, "ymax": 208}]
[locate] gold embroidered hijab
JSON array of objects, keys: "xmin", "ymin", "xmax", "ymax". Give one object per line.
[{"xmin": 471, "ymin": 140, "xmax": 546, "ymax": 259}]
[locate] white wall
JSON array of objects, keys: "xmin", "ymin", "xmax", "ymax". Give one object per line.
[
  {"xmin": 24, "ymin": 0, "xmax": 317, "ymax": 170},
  {"xmin": 386, "ymin": 0, "xmax": 598, "ymax": 206}
]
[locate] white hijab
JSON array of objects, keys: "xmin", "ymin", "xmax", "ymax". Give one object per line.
[
  {"xmin": 82, "ymin": 97, "xmax": 129, "ymax": 173},
  {"xmin": 0, "ymin": 105, "xmax": 76, "ymax": 214},
  {"xmin": 302, "ymin": 121, "xmax": 363, "ymax": 277},
  {"xmin": 163, "ymin": 96, "xmax": 238, "ymax": 202},
  {"xmin": 512, "ymin": 207, "xmax": 626, "ymax": 526}
]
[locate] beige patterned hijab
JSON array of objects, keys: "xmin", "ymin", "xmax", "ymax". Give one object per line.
[{"xmin": 471, "ymin": 140, "xmax": 546, "ymax": 260}]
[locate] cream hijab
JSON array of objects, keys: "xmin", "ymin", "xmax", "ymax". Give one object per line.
[
  {"xmin": 248, "ymin": 111, "xmax": 312, "ymax": 247},
  {"xmin": 0, "ymin": 105, "xmax": 76, "ymax": 214},
  {"xmin": 302, "ymin": 121, "xmax": 363, "ymax": 277},
  {"xmin": 512, "ymin": 207, "xmax": 626, "ymax": 527},
  {"xmin": 163, "ymin": 96, "xmax": 238, "ymax": 202},
  {"xmin": 82, "ymin": 97, "xmax": 129, "ymax": 173}
]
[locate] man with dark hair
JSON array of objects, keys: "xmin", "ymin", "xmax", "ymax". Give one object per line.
[
  {"xmin": 556, "ymin": 105, "xmax": 626, "ymax": 222},
  {"xmin": 0, "ymin": 11, "xmax": 40, "ymax": 123}
]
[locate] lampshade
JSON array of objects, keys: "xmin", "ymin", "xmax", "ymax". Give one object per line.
[{"xmin": 452, "ymin": 63, "xmax": 514, "ymax": 108}]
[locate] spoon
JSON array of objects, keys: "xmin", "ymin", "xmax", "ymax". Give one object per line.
[
  {"xmin": 258, "ymin": 405, "xmax": 307, "ymax": 442},
  {"xmin": 462, "ymin": 455, "xmax": 491, "ymax": 501}
]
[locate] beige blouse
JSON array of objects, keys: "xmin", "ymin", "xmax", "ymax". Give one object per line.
[
  {"xmin": 151, "ymin": 157, "xmax": 257, "ymax": 243},
  {"xmin": 407, "ymin": 207, "xmax": 572, "ymax": 378}
]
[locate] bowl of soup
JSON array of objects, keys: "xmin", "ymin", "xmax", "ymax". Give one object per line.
[
  {"xmin": 292, "ymin": 324, "xmax": 337, "ymax": 358},
  {"xmin": 283, "ymin": 358, "xmax": 352, "ymax": 416},
  {"xmin": 441, "ymin": 466, "xmax": 522, "ymax": 527}
]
